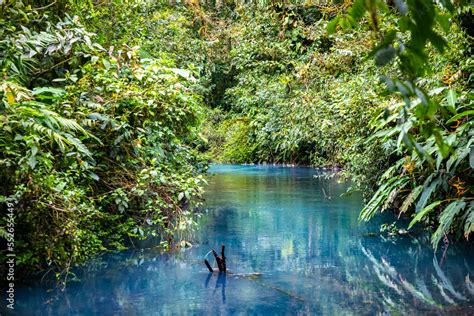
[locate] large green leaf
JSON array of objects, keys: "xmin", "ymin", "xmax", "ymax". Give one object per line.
[
  {"xmin": 446, "ymin": 89, "xmax": 457, "ymax": 108},
  {"xmin": 409, "ymin": 200, "xmax": 443, "ymax": 229},
  {"xmin": 415, "ymin": 176, "xmax": 442, "ymax": 213},
  {"xmin": 447, "ymin": 110, "xmax": 474, "ymax": 124}
]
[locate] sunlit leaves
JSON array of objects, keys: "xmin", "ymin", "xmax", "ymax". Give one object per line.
[
  {"xmin": 446, "ymin": 89, "xmax": 457, "ymax": 108},
  {"xmin": 400, "ymin": 185, "xmax": 423, "ymax": 214}
]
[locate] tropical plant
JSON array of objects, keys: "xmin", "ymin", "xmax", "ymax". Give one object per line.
[
  {"xmin": 0, "ymin": 0, "xmax": 208, "ymax": 278},
  {"xmin": 330, "ymin": 1, "xmax": 474, "ymax": 247}
]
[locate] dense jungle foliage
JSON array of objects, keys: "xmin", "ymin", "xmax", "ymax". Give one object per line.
[
  {"xmin": 0, "ymin": 0, "xmax": 209, "ymax": 279},
  {"xmin": 198, "ymin": 0, "xmax": 473, "ymax": 249},
  {"xmin": 0, "ymin": 0, "xmax": 473, "ymax": 278}
]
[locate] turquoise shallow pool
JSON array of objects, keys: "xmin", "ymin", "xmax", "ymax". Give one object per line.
[{"xmin": 8, "ymin": 165, "xmax": 474, "ymax": 314}]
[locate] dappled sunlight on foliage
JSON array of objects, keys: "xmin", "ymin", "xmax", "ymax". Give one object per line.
[{"xmin": 0, "ymin": 0, "xmax": 208, "ymax": 278}]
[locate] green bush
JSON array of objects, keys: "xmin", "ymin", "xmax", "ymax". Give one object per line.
[{"xmin": 0, "ymin": 1, "xmax": 207, "ymax": 277}]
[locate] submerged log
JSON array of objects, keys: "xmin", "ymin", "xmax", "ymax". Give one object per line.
[{"xmin": 203, "ymin": 244, "xmax": 263, "ymax": 281}]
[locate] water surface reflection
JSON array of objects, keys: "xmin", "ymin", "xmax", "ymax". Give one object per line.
[{"xmin": 8, "ymin": 165, "xmax": 474, "ymax": 315}]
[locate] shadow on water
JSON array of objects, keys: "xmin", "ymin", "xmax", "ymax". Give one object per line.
[{"xmin": 5, "ymin": 164, "xmax": 474, "ymax": 315}]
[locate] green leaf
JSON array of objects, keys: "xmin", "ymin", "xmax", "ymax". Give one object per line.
[
  {"xmin": 88, "ymin": 172, "xmax": 100, "ymax": 181},
  {"xmin": 428, "ymin": 31, "xmax": 447, "ymax": 53},
  {"xmin": 400, "ymin": 185, "xmax": 423, "ymax": 213},
  {"xmin": 446, "ymin": 89, "xmax": 457, "ymax": 108},
  {"xmin": 326, "ymin": 18, "xmax": 339, "ymax": 34},
  {"xmin": 436, "ymin": 13, "xmax": 450, "ymax": 33},
  {"xmin": 447, "ymin": 110, "xmax": 474, "ymax": 124},
  {"xmin": 402, "ymin": 133, "xmax": 434, "ymax": 165},
  {"xmin": 349, "ymin": 0, "xmax": 367, "ymax": 21},
  {"xmin": 32, "ymin": 87, "xmax": 66, "ymax": 95},
  {"xmin": 409, "ymin": 200, "xmax": 442, "ymax": 229},
  {"xmin": 415, "ymin": 88, "xmax": 429, "ymax": 106},
  {"xmin": 416, "ymin": 176, "xmax": 441, "ymax": 213},
  {"xmin": 339, "ymin": 16, "xmax": 351, "ymax": 30},
  {"xmin": 433, "ymin": 130, "xmax": 451, "ymax": 159},
  {"xmin": 27, "ymin": 156, "xmax": 37, "ymax": 169},
  {"xmin": 31, "ymin": 145, "xmax": 38, "ymax": 156},
  {"xmin": 102, "ymin": 59, "xmax": 111, "ymax": 70}
]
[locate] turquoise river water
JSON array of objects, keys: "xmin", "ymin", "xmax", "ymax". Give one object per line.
[{"xmin": 6, "ymin": 164, "xmax": 474, "ymax": 315}]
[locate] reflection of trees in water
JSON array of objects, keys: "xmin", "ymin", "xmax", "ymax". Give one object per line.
[
  {"xmin": 17, "ymin": 234, "xmax": 474, "ymax": 315},
  {"xmin": 356, "ymin": 237, "xmax": 474, "ymax": 314},
  {"xmin": 202, "ymin": 170, "xmax": 474, "ymax": 313},
  {"xmin": 201, "ymin": 176, "xmax": 361, "ymax": 272},
  {"xmin": 17, "ymin": 249, "xmax": 203, "ymax": 315},
  {"xmin": 15, "ymin": 168, "xmax": 474, "ymax": 314}
]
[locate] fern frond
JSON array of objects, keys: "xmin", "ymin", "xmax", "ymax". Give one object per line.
[
  {"xmin": 64, "ymin": 133, "xmax": 92, "ymax": 157},
  {"xmin": 360, "ymin": 175, "xmax": 410, "ymax": 221},
  {"xmin": 0, "ymin": 227, "xmax": 8, "ymax": 239},
  {"xmin": 400, "ymin": 185, "xmax": 423, "ymax": 213},
  {"xmin": 408, "ymin": 200, "xmax": 443, "ymax": 229},
  {"xmin": 40, "ymin": 108, "xmax": 88, "ymax": 135},
  {"xmin": 432, "ymin": 200, "xmax": 467, "ymax": 248}
]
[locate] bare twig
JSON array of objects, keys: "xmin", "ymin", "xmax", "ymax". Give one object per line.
[
  {"xmin": 32, "ymin": 1, "xmax": 57, "ymax": 11},
  {"xmin": 33, "ymin": 57, "xmax": 74, "ymax": 77}
]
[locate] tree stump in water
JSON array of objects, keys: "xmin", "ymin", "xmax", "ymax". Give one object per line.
[
  {"xmin": 204, "ymin": 244, "xmax": 227, "ymax": 273},
  {"xmin": 204, "ymin": 259, "xmax": 213, "ymax": 272}
]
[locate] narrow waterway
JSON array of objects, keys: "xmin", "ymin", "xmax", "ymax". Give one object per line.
[{"xmin": 10, "ymin": 165, "xmax": 474, "ymax": 314}]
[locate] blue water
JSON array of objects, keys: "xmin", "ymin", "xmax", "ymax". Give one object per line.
[{"xmin": 7, "ymin": 165, "xmax": 474, "ymax": 314}]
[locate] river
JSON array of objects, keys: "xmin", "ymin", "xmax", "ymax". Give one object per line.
[{"xmin": 10, "ymin": 165, "xmax": 474, "ymax": 314}]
